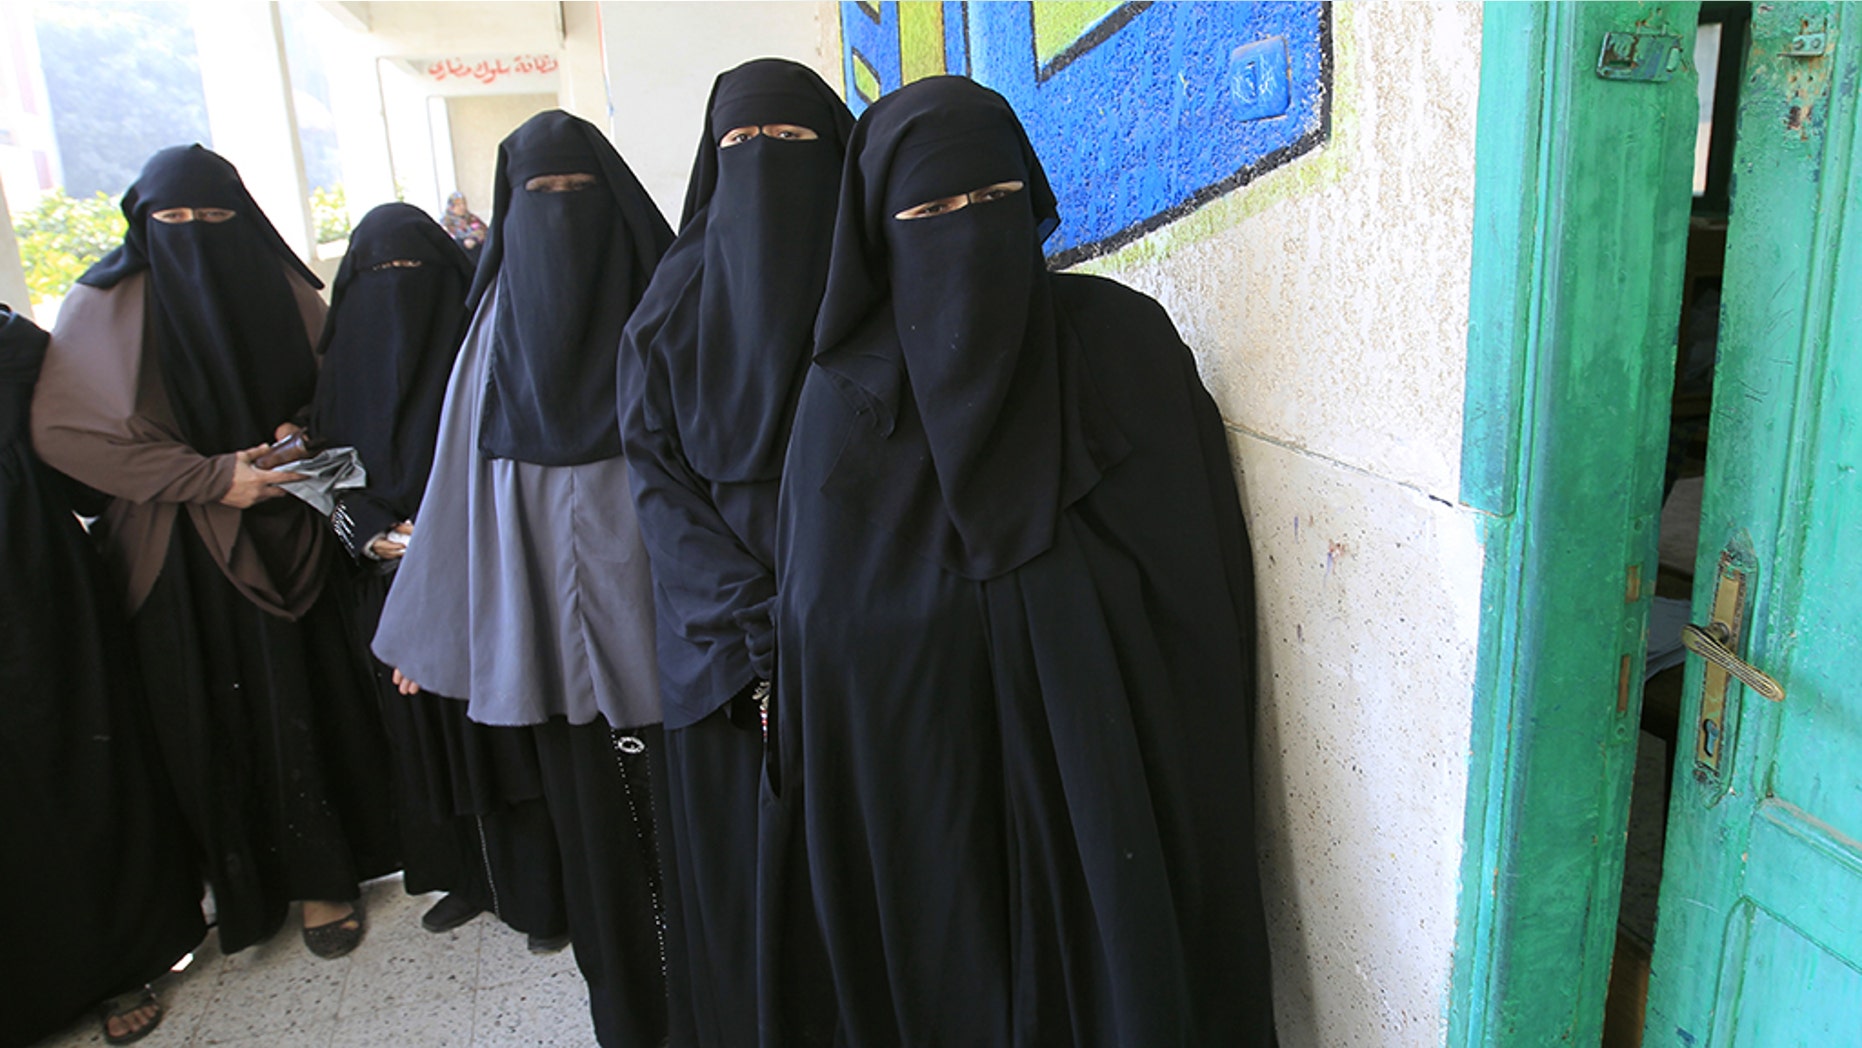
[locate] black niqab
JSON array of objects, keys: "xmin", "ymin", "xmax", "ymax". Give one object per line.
[
  {"xmin": 629, "ymin": 59, "xmax": 853, "ymax": 484},
  {"xmin": 311, "ymin": 203, "xmax": 473, "ymax": 537},
  {"xmin": 812, "ymin": 76, "xmax": 1121, "ymax": 579},
  {"xmin": 81, "ymin": 145, "xmax": 321, "ymax": 455},
  {"xmin": 474, "ymin": 110, "xmax": 673, "ymax": 466}
]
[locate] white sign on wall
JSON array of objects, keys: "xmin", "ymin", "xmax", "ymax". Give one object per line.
[{"xmin": 397, "ymin": 54, "xmax": 561, "ymax": 96}]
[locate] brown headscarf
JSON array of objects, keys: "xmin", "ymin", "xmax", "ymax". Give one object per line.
[{"xmin": 31, "ymin": 271, "xmax": 329, "ymax": 618}]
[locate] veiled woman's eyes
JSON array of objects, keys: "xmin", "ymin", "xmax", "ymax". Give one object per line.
[
  {"xmin": 368, "ymin": 259, "xmax": 425, "ymax": 272},
  {"xmin": 152, "ymin": 207, "xmax": 237, "ymax": 224},
  {"xmin": 720, "ymin": 124, "xmax": 819, "ymax": 148},
  {"xmin": 524, "ymin": 173, "xmax": 598, "ymax": 193},
  {"xmin": 892, "ymin": 180, "xmax": 1027, "ymax": 221}
]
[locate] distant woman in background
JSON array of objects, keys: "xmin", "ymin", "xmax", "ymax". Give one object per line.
[
  {"xmin": 2, "ymin": 303, "xmax": 203, "ymax": 1047},
  {"xmin": 31, "ymin": 145, "xmax": 399, "ymax": 962},
  {"xmin": 441, "ymin": 191, "xmax": 488, "ymax": 263}
]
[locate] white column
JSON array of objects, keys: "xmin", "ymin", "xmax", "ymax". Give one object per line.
[
  {"xmin": 189, "ymin": 1, "xmax": 316, "ymax": 263},
  {"xmin": 558, "ymin": 1, "xmax": 612, "ymax": 128},
  {"xmin": 0, "ymin": 170, "xmax": 34, "ymax": 319}
]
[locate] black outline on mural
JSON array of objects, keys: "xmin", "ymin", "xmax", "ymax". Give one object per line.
[
  {"xmin": 849, "ymin": 47, "xmax": 883, "ymax": 105},
  {"xmin": 855, "ymin": 0, "xmax": 882, "ymax": 25},
  {"xmin": 1033, "ymin": 1, "xmax": 1154, "ymax": 83},
  {"xmin": 1047, "ymin": 4, "xmax": 1335, "ymax": 269},
  {"xmin": 957, "ymin": 1, "xmax": 973, "ymax": 77}
]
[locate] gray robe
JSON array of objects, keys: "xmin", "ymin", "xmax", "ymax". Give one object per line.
[{"xmin": 372, "ymin": 285, "xmax": 660, "ymax": 729}]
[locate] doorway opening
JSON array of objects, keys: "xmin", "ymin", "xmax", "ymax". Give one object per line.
[{"xmin": 1601, "ymin": 5, "xmax": 1749, "ymax": 1044}]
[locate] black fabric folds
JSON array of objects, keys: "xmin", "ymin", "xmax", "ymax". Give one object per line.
[
  {"xmin": 474, "ymin": 110, "xmax": 673, "ymax": 466},
  {"xmin": 620, "ymin": 58, "xmax": 852, "ymax": 730},
  {"xmin": 312, "ymin": 203, "xmax": 473, "ymax": 551},
  {"xmin": 82, "ymin": 145, "xmax": 321, "ymax": 455},
  {"xmin": 639, "ymin": 58, "xmax": 853, "ymax": 484},
  {"xmin": 764, "ymin": 77, "xmax": 1277, "ymax": 1045},
  {"xmin": 811, "ymin": 76, "xmax": 1115, "ymax": 579},
  {"xmin": 1, "ymin": 304, "xmax": 205, "ymax": 1046}
]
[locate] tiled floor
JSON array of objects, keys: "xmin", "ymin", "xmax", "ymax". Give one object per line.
[{"xmin": 30, "ymin": 876, "xmax": 597, "ymax": 1047}]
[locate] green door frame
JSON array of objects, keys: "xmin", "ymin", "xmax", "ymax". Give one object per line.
[{"xmin": 1449, "ymin": 3, "xmax": 1701, "ymax": 1042}]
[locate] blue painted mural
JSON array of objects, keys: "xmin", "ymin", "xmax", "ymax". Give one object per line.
[{"xmin": 840, "ymin": 1, "xmax": 1332, "ymax": 265}]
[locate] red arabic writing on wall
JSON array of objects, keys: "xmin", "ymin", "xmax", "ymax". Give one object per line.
[{"xmin": 426, "ymin": 55, "xmax": 561, "ymax": 85}]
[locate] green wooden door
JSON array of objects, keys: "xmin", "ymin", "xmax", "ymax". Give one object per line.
[{"xmin": 1646, "ymin": 3, "xmax": 1862, "ymax": 1043}]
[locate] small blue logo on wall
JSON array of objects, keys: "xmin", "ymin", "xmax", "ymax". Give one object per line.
[{"xmin": 841, "ymin": 1, "xmax": 1333, "ymax": 265}]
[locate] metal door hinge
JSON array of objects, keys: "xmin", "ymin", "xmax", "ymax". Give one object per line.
[{"xmin": 1598, "ymin": 31, "xmax": 1684, "ymax": 82}]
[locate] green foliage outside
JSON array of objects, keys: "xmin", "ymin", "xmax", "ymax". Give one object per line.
[
  {"xmin": 12, "ymin": 188, "xmax": 125, "ymax": 306},
  {"xmin": 311, "ymin": 185, "xmax": 351, "ymax": 244}
]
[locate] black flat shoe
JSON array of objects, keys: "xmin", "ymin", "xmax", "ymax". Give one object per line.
[
  {"xmin": 527, "ymin": 931, "xmax": 572, "ymax": 954},
  {"xmin": 421, "ymin": 892, "xmax": 484, "ymax": 933},
  {"xmin": 302, "ymin": 904, "xmax": 365, "ymax": 959}
]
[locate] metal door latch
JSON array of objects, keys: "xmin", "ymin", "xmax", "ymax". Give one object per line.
[{"xmin": 1681, "ymin": 622, "xmax": 1786, "ymax": 702}]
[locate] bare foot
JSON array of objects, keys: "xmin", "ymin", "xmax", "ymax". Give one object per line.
[{"xmin": 100, "ymin": 988, "xmax": 163, "ymax": 1044}]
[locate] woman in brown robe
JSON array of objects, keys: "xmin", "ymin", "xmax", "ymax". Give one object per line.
[{"xmin": 30, "ymin": 145, "xmax": 399, "ymax": 959}]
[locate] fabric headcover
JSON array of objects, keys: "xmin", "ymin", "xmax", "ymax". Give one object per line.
[
  {"xmin": 81, "ymin": 145, "xmax": 320, "ymax": 455},
  {"xmin": 812, "ymin": 76, "xmax": 1116, "ymax": 580},
  {"xmin": 310, "ymin": 203, "xmax": 473, "ymax": 523},
  {"xmin": 473, "ymin": 109, "xmax": 674, "ymax": 466},
  {"xmin": 629, "ymin": 58, "xmax": 853, "ymax": 483},
  {"xmin": 0, "ymin": 304, "xmax": 49, "ymax": 445}
]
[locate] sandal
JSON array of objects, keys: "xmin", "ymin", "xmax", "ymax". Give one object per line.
[
  {"xmin": 99, "ymin": 986, "xmax": 164, "ymax": 1046},
  {"xmin": 301, "ymin": 903, "xmax": 365, "ymax": 959}
]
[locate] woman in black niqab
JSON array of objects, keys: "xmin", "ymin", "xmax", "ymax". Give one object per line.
[
  {"xmin": 373, "ymin": 109, "xmax": 675, "ymax": 1048},
  {"xmin": 618, "ymin": 57, "xmax": 851, "ymax": 1048},
  {"xmin": 313, "ymin": 201, "xmax": 474, "ymax": 554},
  {"xmin": 308, "ymin": 202, "xmax": 514, "ymax": 931},
  {"xmin": 1, "ymin": 304, "xmax": 205, "ymax": 1047},
  {"xmin": 84, "ymin": 144, "xmax": 320, "ymax": 456},
  {"xmin": 766, "ymin": 76, "xmax": 1277, "ymax": 1046},
  {"xmin": 32, "ymin": 145, "xmax": 400, "ymax": 959},
  {"xmin": 476, "ymin": 110, "xmax": 672, "ymax": 466}
]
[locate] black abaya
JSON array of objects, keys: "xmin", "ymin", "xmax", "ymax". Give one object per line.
[
  {"xmin": 764, "ymin": 78, "xmax": 1277, "ymax": 1046},
  {"xmin": 134, "ymin": 516, "xmax": 400, "ymax": 952},
  {"xmin": 0, "ymin": 306, "xmax": 204, "ymax": 1048},
  {"xmin": 618, "ymin": 59, "xmax": 853, "ymax": 1048}
]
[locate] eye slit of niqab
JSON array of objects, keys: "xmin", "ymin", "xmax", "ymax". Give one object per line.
[
  {"xmin": 718, "ymin": 123, "xmax": 819, "ymax": 149},
  {"xmin": 151, "ymin": 206, "xmax": 238, "ymax": 224},
  {"xmin": 524, "ymin": 173, "xmax": 599, "ymax": 193},
  {"xmin": 892, "ymin": 180, "xmax": 1026, "ymax": 221},
  {"xmin": 366, "ymin": 258, "xmax": 424, "ymax": 272}
]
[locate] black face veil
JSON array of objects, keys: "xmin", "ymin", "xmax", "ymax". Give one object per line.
[
  {"xmin": 81, "ymin": 145, "xmax": 322, "ymax": 456},
  {"xmin": 310, "ymin": 203, "xmax": 475, "ymax": 522},
  {"xmin": 474, "ymin": 109, "xmax": 674, "ymax": 466},
  {"xmin": 629, "ymin": 58, "xmax": 853, "ymax": 484},
  {"xmin": 813, "ymin": 76, "xmax": 1119, "ymax": 579}
]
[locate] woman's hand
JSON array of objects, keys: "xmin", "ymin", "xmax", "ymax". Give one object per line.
[
  {"xmin": 274, "ymin": 421, "xmax": 304, "ymax": 442},
  {"xmin": 368, "ymin": 521, "xmax": 414, "ymax": 560},
  {"xmin": 392, "ymin": 668, "xmax": 421, "ymax": 695},
  {"xmin": 220, "ymin": 445, "xmax": 304, "ymax": 509}
]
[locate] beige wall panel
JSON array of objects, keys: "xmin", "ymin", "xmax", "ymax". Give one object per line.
[{"xmin": 446, "ymin": 92, "xmax": 559, "ymax": 223}]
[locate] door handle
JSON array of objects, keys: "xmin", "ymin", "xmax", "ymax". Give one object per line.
[{"xmin": 1681, "ymin": 622, "xmax": 1786, "ymax": 702}]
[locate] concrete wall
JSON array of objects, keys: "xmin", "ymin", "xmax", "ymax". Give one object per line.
[
  {"xmin": 829, "ymin": 2, "xmax": 1486, "ymax": 1044},
  {"xmin": 1077, "ymin": 6, "xmax": 1483, "ymax": 1043}
]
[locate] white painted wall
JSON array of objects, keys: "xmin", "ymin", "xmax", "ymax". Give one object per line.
[
  {"xmin": 596, "ymin": 0, "xmax": 839, "ymax": 223},
  {"xmin": 0, "ymin": 172, "xmax": 33, "ymax": 318},
  {"xmin": 1084, "ymin": 5, "xmax": 1485, "ymax": 1044}
]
